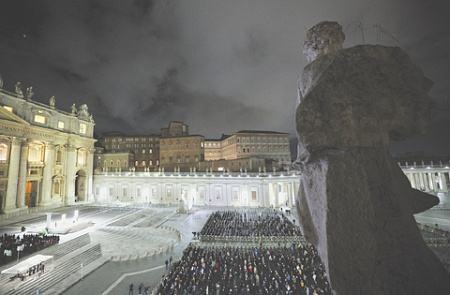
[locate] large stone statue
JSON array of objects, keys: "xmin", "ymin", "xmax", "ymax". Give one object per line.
[{"xmin": 295, "ymin": 21, "xmax": 450, "ymax": 295}]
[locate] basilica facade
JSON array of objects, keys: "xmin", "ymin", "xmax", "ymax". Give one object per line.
[{"xmin": 0, "ymin": 82, "xmax": 96, "ymax": 213}]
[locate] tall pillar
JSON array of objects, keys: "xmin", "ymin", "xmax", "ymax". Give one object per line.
[
  {"xmin": 4, "ymin": 138, "xmax": 22, "ymax": 213},
  {"xmin": 65, "ymin": 145, "xmax": 76, "ymax": 205},
  {"xmin": 438, "ymin": 172, "xmax": 447, "ymax": 192},
  {"xmin": 41, "ymin": 143, "xmax": 55, "ymax": 206},
  {"xmin": 409, "ymin": 173, "xmax": 416, "ymax": 189},
  {"xmin": 427, "ymin": 173, "xmax": 434, "ymax": 191},
  {"xmin": 430, "ymin": 173, "xmax": 438, "ymax": 192},
  {"xmin": 418, "ymin": 173, "xmax": 425, "ymax": 190},
  {"xmin": 274, "ymin": 183, "xmax": 279, "ymax": 206},
  {"xmin": 86, "ymin": 148, "xmax": 95, "ymax": 203},
  {"xmin": 263, "ymin": 181, "xmax": 270, "ymax": 208},
  {"xmin": 16, "ymin": 139, "xmax": 29, "ymax": 210}
]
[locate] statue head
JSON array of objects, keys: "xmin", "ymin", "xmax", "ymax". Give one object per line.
[{"xmin": 303, "ymin": 21, "xmax": 345, "ymax": 62}]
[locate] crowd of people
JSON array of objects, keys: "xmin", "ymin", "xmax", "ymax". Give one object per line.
[
  {"xmin": 0, "ymin": 233, "xmax": 59, "ymax": 266},
  {"xmin": 200, "ymin": 210, "xmax": 301, "ymax": 237},
  {"xmin": 156, "ymin": 243, "xmax": 331, "ymax": 294}
]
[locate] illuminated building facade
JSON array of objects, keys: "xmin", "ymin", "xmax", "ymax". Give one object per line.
[
  {"xmin": 0, "ymin": 82, "xmax": 96, "ymax": 213},
  {"xmin": 204, "ymin": 131, "xmax": 291, "ymax": 171}
]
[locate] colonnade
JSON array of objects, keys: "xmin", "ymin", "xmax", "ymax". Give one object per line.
[{"xmin": 399, "ymin": 161, "xmax": 449, "ymax": 193}]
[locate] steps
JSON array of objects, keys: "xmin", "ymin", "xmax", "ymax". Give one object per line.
[{"xmin": 0, "ymin": 234, "xmax": 105, "ymax": 295}]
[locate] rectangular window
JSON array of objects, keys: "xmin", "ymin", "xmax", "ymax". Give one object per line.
[
  {"xmin": 233, "ymin": 190, "xmax": 239, "ymax": 200},
  {"xmin": 167, "ymin": 189, "xmax": 172, "ymax": 199},
  {"xmin": 137, "ymin": 188, "xmax": 141, "ymax": 197},
  {"xmin": 79, "ymin": 123, "xmax": 87, "ymax": 134},
  {"xmin": 34, "ymin": 114, "xmax": 46, "ymax": 124},
  {"xmin": 58, "ymin": 121, "xmax": 65, "ymax": 129},
  {"xmin": 252, "ymin": 190, "xmax": 257, "ymax": 201},
  {"xmin": 123, "ymin": 187, "xmax": 127, "ymax": 196},
  {"xmin": 149, "ymin": 149, "xmax": 153, "ymax": 154},
  {"xmin": 142, "ymin": 149, "xmax": 146, "ymax": 154},
  {"xmin": 109, "ymin": 187, "xmax": 113, "ymax": 197}
]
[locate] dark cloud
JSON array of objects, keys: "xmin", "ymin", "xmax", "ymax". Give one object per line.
[{"xmin": 0, "ymin": 0, "xmax": 448, "ymax": 156}]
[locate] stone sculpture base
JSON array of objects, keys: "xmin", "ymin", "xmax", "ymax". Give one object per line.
[{"xmin": 297, "ymin": 148, "xmax": 450, "ymax": 294}]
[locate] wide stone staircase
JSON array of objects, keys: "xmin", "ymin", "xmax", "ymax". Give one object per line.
[{"xmin": 0, "ymin": 233, "xmax": 108, "ymax": 295}]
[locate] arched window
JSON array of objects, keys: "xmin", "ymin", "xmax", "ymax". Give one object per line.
[
  {"xmin": 28, "ymin": 143, "xmax": 44, "ymax": 163},
  {"xmin": 77, "ymin": 149, "xmax": 87, "ymax": 166}
]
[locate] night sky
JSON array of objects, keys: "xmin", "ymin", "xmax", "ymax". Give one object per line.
[{"xmin": 0, "ymin": 0, "xmax": 449, "ymax": 156}]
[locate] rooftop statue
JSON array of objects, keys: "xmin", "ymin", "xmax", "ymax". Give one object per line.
[
  {"xmin": 71, "ymin": 103, "xmax": 77, "ymax": 115},
  {"xmin": 295, "ymin": 21, "xmax": 450, "ymax": 295},
  {"xmin": 49, "ymin": 96, "xmax": 55, "ymax": 108},
  {"xmin": 77, "ymin": 104, "xmax": 90, "ymax": 120},
  {"xmin": 15, "ymin": 82, "xmax": 24, "ymax": 98},
  {"xmin": 25, "ymin": 86, "xmax": 34, "ymax": 100}
]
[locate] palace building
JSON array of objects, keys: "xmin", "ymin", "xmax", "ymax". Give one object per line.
[{"xmin": 0, "ymin": 81, "xmax": 96, "ymax": 213}]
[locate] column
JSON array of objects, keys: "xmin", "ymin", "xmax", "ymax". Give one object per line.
[
  {"xmin": 263, "ymin": 181, "xmax": 270, "ymax": 208},
  {"xmin": 86, "ymin": 148, "xmax": 95, "ymax": 203},
  {"xmin": 41, "ymin": 143, "xmax": 55, "ymax": 206},
  {"xmin": 408, "ymin": 173, "xmax": 416, "ymax": 189},
  {"xmin": 438, "ymin": 172, "xmax": 447, "ymax": 192},
  {"xmin": 16, "ymin": 139, "xmax": 29, "ymax": 210},
  {"xmin": 65, "ymin": 145, "xmax": 76, "ymax": 205},
  {"xmin": 418, "ymin": 173, "xmax": 425, "ymax": 190},
  {"xmin": 274, "ymin": 183, "xmax": 279, "ymax": 207},
  {"xmin": 430, "ymin": 173, "xmax": 438, "ymax": 192},
  {"xmin": 288, "ymin": 182, "xmax": 293, "ymax": 207},
  {"xmin": 4, "ymin": 138, "xmax": 21, "ymax": 212},
  {"xmin": 427, "ymin": 173, "xmax": 434, "ymax": 191}
]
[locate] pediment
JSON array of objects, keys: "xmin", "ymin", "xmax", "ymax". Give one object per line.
[{"xmin": 0, "ymin": 106, "xmax": 30, "ymax": 125}]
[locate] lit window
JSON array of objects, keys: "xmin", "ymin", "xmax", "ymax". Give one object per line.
[
  {"xmin": 3, "ymin": 106, "xmax": 13, "ymax": 112},
  {"xmin": 77, "ymin": 149, "xmax": 86, "ymax": 165},
  {"xmin": 149, "ymin": 149, "xmax": 153, "ymax": 154},
  {"xmin": 0, "ymin": 143, "xmax": 8, "ymax": 161},
  {"xmin": 142, "ymin": 149, "xmax": 146, "ymax": 154},
  {"xmin": 135, "ymin": 160, "xmax": 138, "ymax": 166},
  {"xmin": 34, "ymin": 115, "xmax": 46, "ymax": 124},
  {"xmin": 141, "ymin": 160, "xmax": 146, "ymax": 166},
  {"xmin": 58, "ymin": 121, "xmax": 65, "ymax": 129},
  {"xmin": 79, "ymin": 123, "xmax": 87, "ymax": 134},
  {"xmin": 149, "ymin": 160, "xmax": 152, "ymax": 166}
]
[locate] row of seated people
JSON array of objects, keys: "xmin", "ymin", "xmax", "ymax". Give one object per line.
[
  {"xmin": 156, "ymin": 243, "xmax": 331, "ymax": 295},
  {"xmin": 200, "ymin": 210, "xmax": 301, "ymax": 237},
  {"xmin": 0, "ymin": 233, "xmax": 59, "ymax": 266}
]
